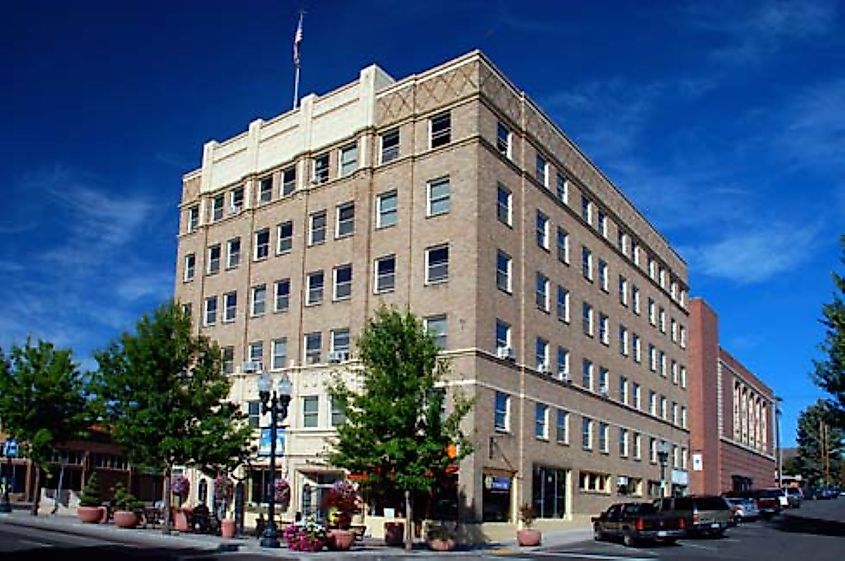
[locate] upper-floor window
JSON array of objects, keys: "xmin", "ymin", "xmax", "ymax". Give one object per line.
[
  {"xmin": 339, "ymin": 143, "xmax": 357, "ymax": 177},
  {"xmin": 496, "ymin": 250, "xmax": 512, "ymax": 293},
  {"xmin": 313, "ymin": 153, "xmax": 330, "ymax": 184},
  {"xmin": 535, "ymin": 403, "xmax": 549, "ymax": 440},
  {"xmin": 425, "ymin": 245, "xmax": 449, "ymax": 284},
  {"xmin": 223, "ymin": 291, "xmax": 237, "ymax": 322},
  {"xmin": 535, "ymin": 153, "xmax": 548, "ymax": 187},
  {"xmin": 597, "ymin": 209, "xmax": 608, "ymax": 238},
  {"xmin": 619, "ymin": 276, "xmax": 628, "ymax": 306},
  {"xmin": 557, "ymin": 347, "xmax": 570, "ymax": 379},
  {"xmin": 618, "ymin": 230, "xmax": 629, "ymax": 255},
  {"xmin": 599, "ymin": 313, "xmax": 609, "ymax": 345},
  {"xmin": 331, "ymin": 328, "xmax": 351, "ymax": 353},
  {"xmin": 427, "ymin": 176, "xmax": 450, "ymax": 217},
  {"xmin": 619, "ymin": 325, "xmax": 629, "ymax": 356},
  {"xmin": 536, "ymin": 272, "xmax": 550, "ymax": 312},
  {"xmin": 207, "ymin": 244, "xmax": 221, "ymax": 275},
  {"xmin": 633, "ymin": 242, "xmax": 641, "ymax": 266},
  {"xmin": 333, "ymin": 264, "xmax": 353, "ymax": 300},
  {"xmin": 536, "ymin": 211, "xmax": 549, "ymax": 250},
  {"xmin": 226, "ymin": 237, "xmax": 240, "ymax": 269},
  {"xmin": 598, "ymin": 259, "xmax": 609, "ymax": 292},
  {"xmin": 277, "ymin": 221, "xmax": 293, "ymax": 254},
  {"xmin": 582, "ymin": 359, "xmax": 593, "ymax": 390},
  {"xmin": 495, "ymin": 319, "xmax": 511, "ymax": 352},
  {"xmin": 557, "ymin": 227, "xmax": 570, "ymax": 264},
  {"xmin": 254, "ymin": 228, "xmax": 270, "ymax": 260},
  {"xmin": 281, "ymin": 166, "xmax": 296, "ymax": 196},
  {"xmin": 258, "ymin": 176, "xmax": 273, "ymax": 203},
  {"xmin": 331, "ymin": 397, "xmax": 346, "ymax": 427},
  {"xmin": 556, "ymin": 409, "xmax": 570, "ymax": 444},
  {"xmin": 535, "ymin": 337, "xmax": 549, "ymax": 370},
  {"xmin": 187, "ymin": 205, "xmax": 199, "ymax": 232},
  {"xmin": 494, "ymin": 391, "xmax": 510, "ymax": 432},
  {"xmin": 557, "ymin": 285, "xmax": 570, "ymax": 323},
  {"xmin": 230, "ymin": 187, "xmax": 244, "ymax": 213},
  {"xmin": 377, "ymin": 191, "xmax": 398, "ymax": 228},
  {"xmin": 582, "ymin": 417, "xmax": 593, "ymax": 450},
  {"xmin": 203, "ymin": 296, "xmax": 217, "ymax": 326},
  {"xmin": 582, "ymin": 246, "xmax": 593, "ymax": 281},
  {"xmin": 251, "ymin": 284, "xmax": 266, "ymax": 316},
  {"xmin": 380, "ymin": 128, "xmax": 400, "ymax": 164},
  {"xmin": 375, "ymin": 255, "xmax": 396, "ymax": 293},
  {"xmin": 632, "ymin": 285, "xmax": 641, "ymax": 314},
  {"xmin": 271, "ymin": 338, "xmax": 287, "ymax": 370},
  {"xmin": 582, "ymin": 302, "xmax": 594, "ymax": 336},
  {"xmin": 556, "ymin": 173, "xmax": 568, "ymax": 205},
  {"xmin": 581, "ymin": 195, "xmax": 592, "ymax": 224},
  {"xmin": 598, "ymin": 422, "xmax": 609, "ymax": 453},
  {"xmin": 304, "ymin": 333, "xmax": 322, "ymax": 365},
  {"xmin": 274, "ymin": 279, "xmax": 290, "ymax": 313},
  {"xmin": 184, "ymin": 253, "xmax": 195, "ymax": 282},
  {"xmin": 430, "ymin": 112, "xmax": 451, "ymax": 148},
  {"xmin": 336, "ymin": 202, "xmax": 355, "ymax": 238},
  {"xmin": 306, "ymin": 271, "xmax": 324, "ymax": 305},
  {"xmin": 302, "ymin": 395, "xmax": 319, "ymax": 427},
  {"xmin": 308, "ymin": 210, "xmax": 327, "ymax": 246},
  {"xmin": 424, "ymin": 315, "xmax": 448, "ymax": 350},
  {"xmin": 211, "ymin": 195, "xmax": 225, "ymax": 222},
  {"xmin": 497, "ymin": 183, "xmax": 512, "ymax": 226},
  {"xmin": 496, "ymin": 122, "xmax": 512, "ymax": 159}
]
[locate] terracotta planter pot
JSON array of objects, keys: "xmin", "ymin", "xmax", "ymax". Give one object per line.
[
  {"xmin": 220, "ymin": 518, "xmax": 236, "ymax": 538},
  {"xmin": 384, "ymin": 522, "xmax": 404, "ymax": 547},
  {"xmin": 77, "ymin": 506, "xmax": 104, "ymax": 524},
  {"xmin": 114, "ymin": 510, "xmax": 140, "ymax": 529},
  {"xmin": 327, "ymin": 529, "xmax": 355, "ymax": 551},
  {"xmin": 517, "ymin": 528, "xmax": 542, "ymax": 546},
  {"xmin": 427, "ymin": 537, "xmax": 456, "ymax": 551},
  {"xmin": 171, "ymin": 507, "xmax": 190, "ymax": 532}
]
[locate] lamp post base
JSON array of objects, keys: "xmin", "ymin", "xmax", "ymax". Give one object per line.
[{"xmin": 260, "ymin": 535, "xmax": 280, "ymax": 548}]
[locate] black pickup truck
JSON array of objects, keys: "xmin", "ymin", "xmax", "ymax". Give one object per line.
[{"xmin": 592, "ymin": 502, "xmax": 686, "ymax": 546}]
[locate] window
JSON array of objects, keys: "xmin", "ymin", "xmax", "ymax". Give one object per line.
[
  {"xmin": 681, "ymin": 406, "xmax": 688, "ymax": 429},
  {"xmin": 672, "ymin": 401, "xmax": 679, "ymax": 426},
  {"xmin": 281, "ymin": 166, "xmax": 296, "ymax": 196},
  {"xmin": 598, "ymin": 422, "xmax": 609, "ymax": 453},
  {"xmin": 597, "ymin": 209, "xmax": 608, "ymax": 238},
  {"xmin": 671, "ymin": 360, "xmax": 679, "ymax": 384},
  {"xmin": 619, "ymin": 276, "xmax": 628, "ymax": 306},
  {"xmin": 274, "ymin": 279, "xmax": 290, "ymax": 312},
  {"xmin": 633, "ymin": 383, "xmax": 641, "ymax": 409},
  {"xmin": 659, "ymin": 307, "xmax": 666, "ymax": 333},
  {"xmin": 207, "ymin": 244, "xmax": 221, "ymax": 275},
  {"xmin": 619, "ymin": 375, "xmax": 629, "ymax": 404},
  {"xmin": 427, "ymin": 176, "xmax": 450, "ymax": 216},
  {"xmin": 497, "ymin": 183, "xmax": 512, "ymax": 225},
  {"xmin": 271, "ymin": 339, "xmax": 287, "ymax": 370},
  {"xmin": 556, "ymin": 286, "xmax": 570, "ymax": 323},
  {"xmin": 648, "ymin": 257, "xmax": 656, "ymax": 280},
  {"xmin": 376, "ymin": 191, "xmax": 398, "ymax": 228},
  {"xmin": 535, "ymin": 403, "xmax": 549, "ymax": 439},
  {"xmin": 424, "ymin": 315, "xmax": 448, "ymax": 350},
  {"xmin": 633, "ymin": 242, "xmax": 642, "ymax": 266},
  {"xmin": 680, "ymin": 326, "xmax": 687, "ymax": 349},
  {"xmin": 581, "ymin": 359, "xmax": 593, "ymax": 390},
  {"xmin": 380, "ymin": 128, "xmax": 399, "ymax": 163},
  {"xmin": 556, "ymin": 410, "xmax": 569, "ymax": 444},
  {"xmin": 582, "ymin": 417, "xmax": 593, "ymax": 450},
  {"xmin": 556, "ymin": 227, "xmax": 570, "ymax": 264},
  {"xmin": 598, "ymin": 260, "xmax": 609, "ymax": 291},
  {"xmin": 659, "ymin": 268, "xmax": 667, "ymax": 289},
  {"xmin": 430, "ymin": 112, "xmax": 451, "ymax": 148},
  {"xmin": 425, "ymin": 245, "xmax": 449, "ymax": 283},
  {"xmin": 671, "ymin": 318, "xmax": 678, "ymax": 343},
  {"xmin": 582, "ymin": 302, "xmax": 594, "ymax": 336},
  {"xmin": 497, "ymin": 122, "xmax": 512, "ymax": 158},
  {"xmin": 204, "ymin": 296, "xmax": 217, "ymax": 326},
  {"xmin": 333, "ymin": 264, "xmax": 352, "ymax": 300},
  {"xmin": 339, "ymin": 143, "xmax": 357, "ymax": 176},
  {"xmin": 313, "ymin": 152, "xmax": 329, "ymax": 184},
  {"xmin": 336, "ymin": 202, "xmax": 355, "ymax": 238},
  {"xmin": 535, "ymin": 337, "xmax": 549, "ymax": 371},
  {"xmin": 277, "ymin": 221, "xmax": 293, "ymax": 254},
  {"xmin": 598, "ymin": 367, "xmax": 609, "ymax": 395},
  {"xmin": 661, "ymin": 396, "xmax": 668, "ymax": 420},
  {"xmin": 581, "ymin": 195, "xmax": 593, "ymax": 224},
  {"xmin": 618, "ymin": 230, "xmax": 629, "ymax": 255},
  {"xmin": 648, "ymin": 298, "xmax": 656, "ymax": 325},
  {"xmin": 331, "ymin": 397, "xmax": 346, "ymax": 426},
  {"xmin": 309, "ymin": 210, "xmax": 327, "ymax": 246},
  {"xmin": 680, "ymin": 366, "xmax": 687, "ymax": 388},
  {"xmin": 633, "ymin": 333, "xmax": 642, "ymax": 362},
  {"xmin": 536, "ymin": 272, "xmax": 550, "ymax": 311},
  {"xmin": 582, "ymin": 246, "xmax": 593, "ymax": 280},
  {"xmin": 254, "ymin": 228, "xmax": 270, "ymax": 260},
  {"xmin": 227, "ymin": 237, "xmax": 240, "ymax": 269},
  {"xmin": 649, "ymin": 344, "xmax": 657, "ymax": 371},
  {"xmin": 496, "ymin": 250, "xmax": 512, "ymax": 293},
  {"xmin": 536, "ymin": 211, "xmax": 549, "ymax": 249},
  {"xmin": 619, "ymin": 325, "xmax": 629, "ymax": 356},
  {"xmin": 660, "ymin": 351, "xmax": 667, "ymax": 377},
  {"xmin": 619, "ymin": 428, "xmax": 629, "ymax": 457},
  {"xmin": 183, "ymin": 253, "xmax": 195, "ymax": 282},
  {"xmin": 579, "ymin": 471, "xmax": 610, "ymax": 493},
  {"xmin": 649, "ymin": 438, "xmax": 657, "ymax": 463},
  {"xmin": 306, "ymin": 271, "xmax": 324, "ymax": 305},
  {"xmin": 211, "ymin": 195, "xmax": 224, "ymax": 221},
  {"xmin": 599, "ymin": 313, "xmax": 609, "ymax": 345},
  {"xmin": 304, "ymin": 332, "xmax": 322, "ymax": 365},
  {"xmin": 556, "ymin": 173, "xmax": 568, "ymax": 204},
  {"xmin": 535, "ymin": 153, "xmax": 548, "ymax": 187},
  {"xmin": 634, "ymin": 433, "xmax": 642, "ymax": 459},
  {"xmin": 248, "ymin": 341, "xmax": 264, "ymax": 365},
  {"xmin": 556, "ymin": 347, "xmax": 570, "ymax": 379},
  {"xmin": 222, "ymin": 347, "xmax": 234, "ymax": 374},
  {"xmin": 302, "ymin": 396, "xmax": 319, "ymax": 428},
  {"xmin": 187, "ymin": 205, "xmax": 199, "ymax": 232},
  {"xmin": 494, "ymin": 391, "xmax": 510, "ymax": 432},
  {"xmin": 230, "ymin": 186, "xmax": 244, "ymax": 213},
  {"xmin": 495, "ymin": 320, "xmax": 511, "ymax": 352},
  {"xmin": 258, "ymin": 175, "xmax": 273, "ymax": 203},
  {"xmin": 374, "ymin": 255, "xmax": 396, "ymax": 293},
  {"xmin": 251, "ymin": 284, "xmax": 266, "ymax": 316},
  {"xmin": 223, "ymin": 291, "xmax": 237, "ymax": 322},
  {"xmin": 632, "ymin": 285, "xmax": 641, "ymax": 314},
  {"xmin": 331, "ymin": 329, "xmax": 350, "ymax": 353},
  {"xmin": 181, "ymin": 302, "xmax": 192, "ymax": 318},
  {"xmin": 649, "ymin": 391, "xmax": 657, "ymax": 416}
]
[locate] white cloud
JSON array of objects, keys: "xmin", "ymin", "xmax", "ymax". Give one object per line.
[{"xmin": 777, "ymin": 79, "xmax": 845, "ymax": 171}]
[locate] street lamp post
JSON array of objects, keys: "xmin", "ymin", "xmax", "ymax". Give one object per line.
[
  {"xmin": 257, "ymin": 372, "xmax": 293, "ymax": 549},
  {"xmin": 657, "ymin": 441, "xmax": 670, "ymax": 498}
]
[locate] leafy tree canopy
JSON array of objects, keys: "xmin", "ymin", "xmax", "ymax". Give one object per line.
[
  {"xmin": 795, "ymin": 400, "xmax": 843, "ymax": 487},
  {"xmin": 813, "ymin": 234, "xmax": 845, "ymax": 428}
]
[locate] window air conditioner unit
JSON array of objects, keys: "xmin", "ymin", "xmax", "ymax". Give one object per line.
[
  {"xmin": 600, "ymin": 386, "xmax": 610, "ymax": 398},
  {"xmin": 229, "ymin": 204, "xmax": 240, "ymax": 215},
  {"xmin": 327, "ymin": 351, "xmax": 350, "ymax": 363},
  {"xmin": 558, "ymin": 370, "xmax": 571, "ymax": 383},
  {"xmin": 242, "ymin": 361, "xmax": 262, "ymax": 373},
  {"xmin": 537, "ymin": 362, "xmax": 550, "ymax": 374},
  {"xmin": 496, "ymin": 346, "xmax": 514, "ymax": 360}
]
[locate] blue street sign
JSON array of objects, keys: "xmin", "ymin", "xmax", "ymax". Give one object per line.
[{"xmin": 4, "ymin": 439, "xmax": 18, "ymax": 458}]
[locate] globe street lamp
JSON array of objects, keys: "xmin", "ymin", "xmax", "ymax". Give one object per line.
[
  {"xmin": 257, "ymin": 372, "xmax": 293, "ymax": 548},
  {"xmin": 657, "ymin": 441, "xmax": 670, "ymax": 498}
]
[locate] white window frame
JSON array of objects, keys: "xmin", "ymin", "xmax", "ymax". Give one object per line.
[
  {"xmin": 226, "ymin": 237, "xmax": 240, "ymax": 269},
  {"xmin": 374, "ymin": 254, "xmax": 396, "ymax": 293},
  {"xmin": 271, "ymin": 338, "xmax": 287, "ymax": 370},
  {"xmin": 308, "ymin": 210, "xmax": 327, "ymax": 246},
  {"xmin": 183, "ymin": 253, "xmax": 195, "ymax": 282},
  {"xmin": 426, "ymin": 176, "xmax": 450, "ymax": 217},
  {"xmin": 338, "ymin": 143, "xmax": 358, "ymax": 177},
  {"xmin": 251, "ymin": 284, "xmax": 267, "ymax": 317},
  {"xmin": 277, "ymin": 221, "xmax": 293, "ymax": 254},
  {"xmin": 254, "ymin": 229, "xmax": 270, "ymax": 261},
  {"xmin": 496, "ymin": 250, "xmax": 512, "ymax": 293},
  {"xmin": 496, "ymin": 121, "xmax": 512, "ymax": 159},
  {"xmin": 203, "ymin": 296, "xmax": 217, "ymax": 326},
  {"xmin": 223, "ymin": 291, "xmax": 237, "ymax": 323},
  {"xmin": 497, "ymin": 183, "xmax": 512, "ymax": 226},
  {"xmin": 306, "ymin": 271, "xmax": 324, "ymax": 306},
  {"xmin": 535, "ymin": 403, "xmax": 549, "ymax": 440},
  {"xmin": 379, "ymin": 128, "xmax": 400, "ymax": 164},
  {"xmin": 336, "ymin": 201, "xmax": 355, "ymax": 238},
  {"xmin": 536, "ymin": 211, "xmax": 549, "ymax": 250},
  {"xmin": 425, "ymin": 245, "xmax": 449, "ymax": 284},
  {"xmin": 274, "ymin": 279, "xmax": 290, "ymax": 313},
  {"xmin": 429, "ymin": 111, "xmax": 451, "ymax": 148},
  {"xmin": 376, "ymin": 191, "xmax": 398, "ymax": 229},
  {"xmin": 333, "ymin": 264, "xmax": 353, "ymax": 301}
]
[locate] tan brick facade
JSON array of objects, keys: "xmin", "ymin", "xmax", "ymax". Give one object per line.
[{"xmin": 174, "ymin": 51, "xmax": 690, "ymax": 530}]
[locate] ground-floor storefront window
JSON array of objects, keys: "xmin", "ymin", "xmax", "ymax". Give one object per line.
[
  {"xmin": 533, "ymin": 465, "xmax": 568, "ymax": 518},
  {"xmin": 482, "ymin": 472, "xmax": 512, "ymax": 522}
]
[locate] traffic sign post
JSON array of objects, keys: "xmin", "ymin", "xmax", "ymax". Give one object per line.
[{"xmin": 0, "ymin": 439, "xmax": 17, "ymax": 513}]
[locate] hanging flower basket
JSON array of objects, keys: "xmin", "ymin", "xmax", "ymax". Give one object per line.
[
  {"xmin": 274, "ymin": 478, "xmax": 291, "ymax": 510},
  {"xmin": 172, "ymin": 475, "xmax": 190, "ymax": 505}
]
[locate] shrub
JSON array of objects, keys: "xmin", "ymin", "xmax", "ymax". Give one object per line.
[
  {"xmin": 283, "ymin": 516, "xmax": 326, "ymax": 551},
  {"xmin": 519, "ymin": 504, "xmax": 537, "ymax": 528},
  {"xmin": 78, "ymin": 473, "xmax": 102, "ymax": 507},
  {"xmin": 112, "ymin": 483, "xmax": 143, "ymax": 511}
]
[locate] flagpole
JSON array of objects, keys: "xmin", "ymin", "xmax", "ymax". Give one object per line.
[
  {"xmin": 293, "ymin": 64, "xmax": 301, "ymax": 110},
  {"xmin": 292, "ymin": 10, "xmax": 304, "ymax": 110}
]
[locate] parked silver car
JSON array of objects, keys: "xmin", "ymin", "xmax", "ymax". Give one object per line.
[{"xmin": 724, "ymin": 497, "xmax": 759, "ymax": 523}]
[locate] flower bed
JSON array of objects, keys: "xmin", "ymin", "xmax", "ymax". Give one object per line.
[{"xmin": 283, "ymin": 518, "xmax": 326, "ymax": 552}]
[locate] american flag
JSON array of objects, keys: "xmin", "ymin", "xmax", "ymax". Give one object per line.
[{"xmin": 293, "ymin": 13, "xmax": 303, "ymax": 67}]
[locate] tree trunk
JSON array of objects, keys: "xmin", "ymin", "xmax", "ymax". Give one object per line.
[
  {"xmin": 162, "ymin": 467, "xmax": 172, "ymax": 535},
  {"xmin": 404, "ymin": 489, "xmax": 412, "ymax": 552},
  {"xmin": 30, "ymin": 464, "xmax": 41, "ymax": 516}
]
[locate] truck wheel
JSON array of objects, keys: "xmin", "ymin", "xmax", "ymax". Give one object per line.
[
  {"xmin": 593, "ymin": 525, "xmax": 604, "ymax": 541},
  {"xmin": 623, "ymin": 533, "xmax": 638, "ymax": 547}
]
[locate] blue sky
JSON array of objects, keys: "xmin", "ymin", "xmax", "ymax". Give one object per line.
[{"xmin": 2, "ymin": 0, "xmax": 843, "ymax": 446}]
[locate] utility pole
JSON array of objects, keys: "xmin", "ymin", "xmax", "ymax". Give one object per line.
[{"xmin": 775, "ymin": 397, "xmax": 782, "ymax": 488}]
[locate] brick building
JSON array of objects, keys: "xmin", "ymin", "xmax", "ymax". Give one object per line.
[
  {"xmin": 173, "ymin": 50, "xmax": 691, "ymax": 532},
  {"xmin": 688, "ymin": 298, "xmax": 776, "ymax": 495}
]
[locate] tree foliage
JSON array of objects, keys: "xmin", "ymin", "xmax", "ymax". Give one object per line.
[
  {"xmin": 91, "ymin": 301, "xmax": 252, "ymax": 529},
  {"xmin": 813, "ymin": 234, "xmax": 845, "ymax": 428},
  {"xmin": 795, "ymin": 400, "xmax": 843, "ymax": 487},
  {"xmin": 328, "ymin": 307, "xmax": 473, "ymax": 506}
]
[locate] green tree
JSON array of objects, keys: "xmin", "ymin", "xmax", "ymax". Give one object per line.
[
  {"xmin": 328, "ymin": 307, "xmax": 473, "ymax": 551},
  {"xmin": 813, "ymin": 235, "xmax": 845, "ymax": 428},
  {"xmin": 0, "ymin": 339, "xmax": 91, "ymax": 515},
  {"xmin": 92, "ymin": 301, "xmax": 252, "ymax": 533},
  {"xmin": 795, "ymin": 400, "xmax": 844, "ymax": 487}
]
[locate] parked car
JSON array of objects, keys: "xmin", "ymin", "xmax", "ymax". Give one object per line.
[
  {"xmin": 751, "ymin": 488, "xmax": 786, "ymax": 517},
  {"xmin": 652, "ymin": 496, "xmax": 732, "ymax": 537},
  {"xmin": 724, "ymin": 497, "xmax": 759, "ymax": 523},
  {"xmin": 785, "ymin": 487, "xmax": 803, "ymax": 509},
  {"xmin": 592, "ymin": 502, "xmax": 686, "ymax": 547}
]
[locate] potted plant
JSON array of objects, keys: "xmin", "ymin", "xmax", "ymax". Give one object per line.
[
  {"xmin": 77, "ymin": 473, "xmax": 104, "ymax": 523},
  {"xmin": 322, "ymin": 480, "xmax": 361, "ymax": 551},
  {"xmin": 426, "ymin": 524, "xmax": 457, "ymax": 551},
  {"xmin": 517, "ymin": 504, "xmax": 541, "ymax": 546},
  {"xmin": 112, "ymin": 483, "xmax": 142, "ymax": 529},
  {"xmin": 214, "ymin": 475, "xmax": 236, "ymax": 538},
  {"xmin": 282, "ymin": 516, "xmax": 326, "ymax": 552},
  {"xmin": 171, "ymin": 475, "xmax": 191, "ymax": 532}
]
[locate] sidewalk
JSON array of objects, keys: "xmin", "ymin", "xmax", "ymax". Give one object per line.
[{"xmin": 0, "ymin": 510, "xmax": 592, "ymax": 559}]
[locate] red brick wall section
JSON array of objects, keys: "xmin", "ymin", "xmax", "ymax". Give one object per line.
[
  {"xmin": 720, "ymin": 440, "xmax": 776, "ymax": 492},
  {"xmin": 688, "ymin": 299, "xmax": 721, "ymax": 495}
]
